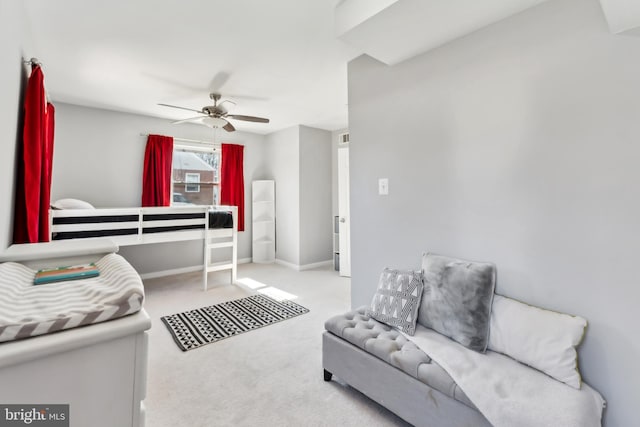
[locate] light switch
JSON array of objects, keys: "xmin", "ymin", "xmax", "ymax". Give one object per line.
[{"xmin": 378, "ymin": 178, "xmax": 389, "ymax": 195}]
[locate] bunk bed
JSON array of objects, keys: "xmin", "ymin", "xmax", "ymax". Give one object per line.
[{"xmin": 49, "ymin": 205, "xmax": 238, "ymax": 290}]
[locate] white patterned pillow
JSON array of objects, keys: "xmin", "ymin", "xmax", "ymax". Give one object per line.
[{"xmin": 366, "ymin": 268, "xmax": 424, "ymax": 336}]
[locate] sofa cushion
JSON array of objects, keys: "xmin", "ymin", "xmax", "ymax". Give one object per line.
[
  {"xmin": 417, "ymin": 253, "xmax": 496, "ymax": 353},
  {"xmin": 366, "ymin": 268, "xmax": 423, "ymax": 335},
  {"xmin": 488, "ymin": 294, "xmax": 587, "ymax": 389},
  {"xmin": 325, "ymin": 307, "xmax": 475, "ymax": 409}
]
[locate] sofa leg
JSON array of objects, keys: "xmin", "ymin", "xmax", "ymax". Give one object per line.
[{"xmin": 323, "ymin": 369, "xmax": 333, "ymax": 382}]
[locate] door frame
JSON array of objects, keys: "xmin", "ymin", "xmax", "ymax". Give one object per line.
[{"xmin": 338, "ymin": 146, "xmax": 351, "ymax": 277}]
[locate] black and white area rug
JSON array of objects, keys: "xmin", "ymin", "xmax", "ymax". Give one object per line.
[{"xmin": 161, "ymin": 294, "xmax": 310, "ymax": 351}]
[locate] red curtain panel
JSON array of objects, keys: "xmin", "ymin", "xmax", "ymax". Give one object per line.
[
  {"xmin": 221, "ymin": 143, "xmax": 245, "ymax": 231},
  {"xmin": 39, "ymin": 102, "xmax": 55, "ymax": 242},
  {"xmin": 141, "ymin": 134, "xmax": 174, "ymax": 207},
  {"xmin": 13, "ymin": 64, "xmax": 54, "ymax": 244}
]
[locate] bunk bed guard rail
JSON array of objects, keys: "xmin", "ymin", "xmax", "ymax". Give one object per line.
[{"xmin": 49, "ymin": 206, "xmax": 238, "ymax": 290}]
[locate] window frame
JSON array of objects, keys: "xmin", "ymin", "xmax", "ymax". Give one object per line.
[{"xmin": 184, "ymin": 172, "xmax": 200, "ymax": 193}]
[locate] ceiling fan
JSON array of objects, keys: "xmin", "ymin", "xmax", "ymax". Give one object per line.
[{"xmin": 158, "ymin": 93, "xmax": 269, "ymax": 132}]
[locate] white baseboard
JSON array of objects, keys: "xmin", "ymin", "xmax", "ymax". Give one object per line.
[
  {"xmin": 275, "ymin": 259, "xmax": 333, "ymax": 271},
  {"xmin": 140, "ymin": 258, "xmax": 252, "ymax": 280},
  {"xmin": 140, "ymin": 265, "xmax": 202, "ymax": 280},
  {"xmin": 299, "ymin": 260, "xmax": 333, "ymax": 271},
  {"xmin": 275, "ymin": 259, "xmax": 299, "ymax": 270}
]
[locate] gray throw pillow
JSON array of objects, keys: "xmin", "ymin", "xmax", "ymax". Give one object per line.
[
  {"xmin": 417, "ymin": 253, "xmax": 496, "ymax": 353},
  {"xmin": 366, "ymin": 268, "xmax": 424, "ymax": 336}
]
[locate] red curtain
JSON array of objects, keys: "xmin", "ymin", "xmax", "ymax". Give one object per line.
[
  {"xmin": 141, "ymin": 134, "xmax": 174, "ymax": 207},
  {"xmin": 221, "ymin": 143, "xmax": 245, "ymax": 231},
  {"xmin": 13, "ymin": 64, "xmax": 55, "ymax": 244},
  {"xmin": 39, "ymin": 103, "xmax": 55, "ymax": 242}
]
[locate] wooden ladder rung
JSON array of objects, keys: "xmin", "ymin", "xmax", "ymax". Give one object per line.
[
  {"xmin": 207, "ymin": 242, "xmax": 234, "ymax": 249},
  {"xmin": 207, "ymin": 263, "xmax": 233, "ymax": 272}
]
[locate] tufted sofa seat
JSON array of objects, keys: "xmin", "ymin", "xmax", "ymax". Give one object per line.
[{"xmin": 324, "ymin": 307, "xmax": 475, "ymax": 409}]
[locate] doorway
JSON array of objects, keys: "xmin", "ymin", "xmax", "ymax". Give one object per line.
[{"xmin": 338, "ymin": 146, "xmax": 351, "ymax": 277}]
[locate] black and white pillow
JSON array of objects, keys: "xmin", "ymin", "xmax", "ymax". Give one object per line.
[{"xmin": 366, "ymin": 268, "xmax": 424, "ymax": 336}]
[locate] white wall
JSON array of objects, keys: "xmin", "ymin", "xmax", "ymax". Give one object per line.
[
  {"xmin": 299, "ymin": 125, "xmax": 332, "ymax": 265},
  {"xmin": 0, "ymin": 0, "xmax": 30, "ymax": 250},
  {"xmin": 347, "ymin": 0, "xmax": 639, "ymax": 425},
  {"xmin": 265, "ymin": 126, "xmax": 300, "ymax": 266},
  {"xmin": 52, "ymin": 102, "xmax": 268, "ymax": 274}
]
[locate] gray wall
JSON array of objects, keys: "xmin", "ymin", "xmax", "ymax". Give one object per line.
[
  {"xmin": 265, "ymin": 126, "xmax": 300, "ymax": 265},
  {"xmin": 0, "ymin": 1, "xmax": 28, "ymax": 250},
  {"xmin": 299, "ymin": 125, "xmax": 332, "ymax": 265},
  {"xmin": 264, "ymin": 125, "xmax": 333, "ymax": 268},
  {"xmin": 347, "ymin": 0, "xmax": 638, "ymax": 425},
  {"xmin": 52, "ymin": 102, "xmax": 268, "ymax": 273},
  {"xmin": 331, "ymin": 128, "xmax": 348, "ymax": 219}
]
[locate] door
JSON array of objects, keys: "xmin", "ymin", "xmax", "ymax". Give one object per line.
[{"xmin": 338, "ymin": 147, "xmax": 351, "ymax": 277}]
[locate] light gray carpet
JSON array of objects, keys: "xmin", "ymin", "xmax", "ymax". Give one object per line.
[{"xmin": 143, "ymin": 263, "xmax": 411, "ymax": 427}]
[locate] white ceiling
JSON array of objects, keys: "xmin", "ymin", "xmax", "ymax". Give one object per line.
[
  {"xmin": 336, "ymin": 0, "xmax": 552, "ymax": 66},
  {"xmin": 599, "ymin": 0, "xmax": 640, "ymax": 34},
  {"xmin": 24, "ymin": 1, "xmax": 629, "ymax": 136},
  {"xmin": 23, "ymin": 0, "xmax": 359, "ymax": 135}
]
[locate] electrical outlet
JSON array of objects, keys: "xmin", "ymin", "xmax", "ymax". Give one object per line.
[{"xmin": 378, "ymin": 178, "xmax": 389, "ymax": 195}]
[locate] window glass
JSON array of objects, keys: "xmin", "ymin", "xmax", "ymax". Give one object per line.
[
  {"xmin": 172, "ymin": 146, "xmax": 220, "ymax": 206},
  {"xmin": 185, "ymin": 173, "xmax": 200, "ymax": 192}
]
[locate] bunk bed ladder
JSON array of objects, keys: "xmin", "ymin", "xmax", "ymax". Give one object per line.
[{"xmin": 202, "ymin": 206, "xmax": 238, "ymax": 291}]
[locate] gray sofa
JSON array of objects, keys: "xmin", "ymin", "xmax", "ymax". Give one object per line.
[
  {"xmin": 322, "ymin": 254, "xmax": 606, "ymax": 426},
  {"xmin": 322, "ymin": 307, "xmax": 491, "ymax": 427}
]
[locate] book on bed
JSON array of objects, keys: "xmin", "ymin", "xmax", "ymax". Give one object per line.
[{"xmin": 34, "ymin": 263, "xmax": 100, "ymax": 285}]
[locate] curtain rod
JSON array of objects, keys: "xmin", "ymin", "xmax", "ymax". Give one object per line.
[
  {"xmin": 23, "ymin": 57, "xmax": 51, "ymax": 103},
  {"xmin": 139, "ymin": 133, "xmax": 220, "ymax": 147},
  {"xmin": 23, "ymin": 57, "xmax": 42, "ymax": 66}
]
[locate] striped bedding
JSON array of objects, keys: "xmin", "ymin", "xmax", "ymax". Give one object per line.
[{"xmin": 0, "ymin": 253, "xmax": 144, "ymax": 343}]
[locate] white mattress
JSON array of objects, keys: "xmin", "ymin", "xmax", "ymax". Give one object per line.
[{"xmin": 0, "ymin": 253, "xmax": 144, "ymax": 342}]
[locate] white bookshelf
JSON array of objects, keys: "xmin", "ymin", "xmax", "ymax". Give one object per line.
[{"xmin": 252, "ymin": 180, "xmax": 275, "ymax": 263}]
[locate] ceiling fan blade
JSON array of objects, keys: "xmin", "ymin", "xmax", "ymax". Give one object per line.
[
  {"xmin": 145, "ymin": 73, "xmax": 203, "ymax": 93},
  {"xmin": 172, "ymin": 116, "xmax": 206, "ymax": 125},
  {"xmin": 227, "ymin": 114, "xmax": 270, "ymax": 123},
  {"xmin": 158, "ymin": 103, "xmax": 203, "ymax": 114},
  {"xmin": 223, "ymin": 121, "xmax": 236, "ymax": 132},
  {"xmin": 209, "ymin": 72, "xmax": 230, "ymax": 92},
  {"xmin": 219, "ymin": 99, "xmax": 236, "ymax": 112},
  {"xmin": 224, "ymin": 94, "xmax": 270, "ymax": 102}
]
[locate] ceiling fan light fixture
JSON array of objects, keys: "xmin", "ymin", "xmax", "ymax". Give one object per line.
[
  {"xmin": 202, "ymin": 116, "xmax": 228, "ymax": 128},
  {"xmin": 160, "ymin": 94, "xmax": 269, "ymax": 132}
]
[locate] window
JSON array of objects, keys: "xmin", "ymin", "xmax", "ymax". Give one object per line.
[
  {"xmin": 172, "ymin": 144, "xmax": 221, "ymax": 206},
  {"xmin": 185, "ymin": 173, "xmax": 200, "ymax": 192}
]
